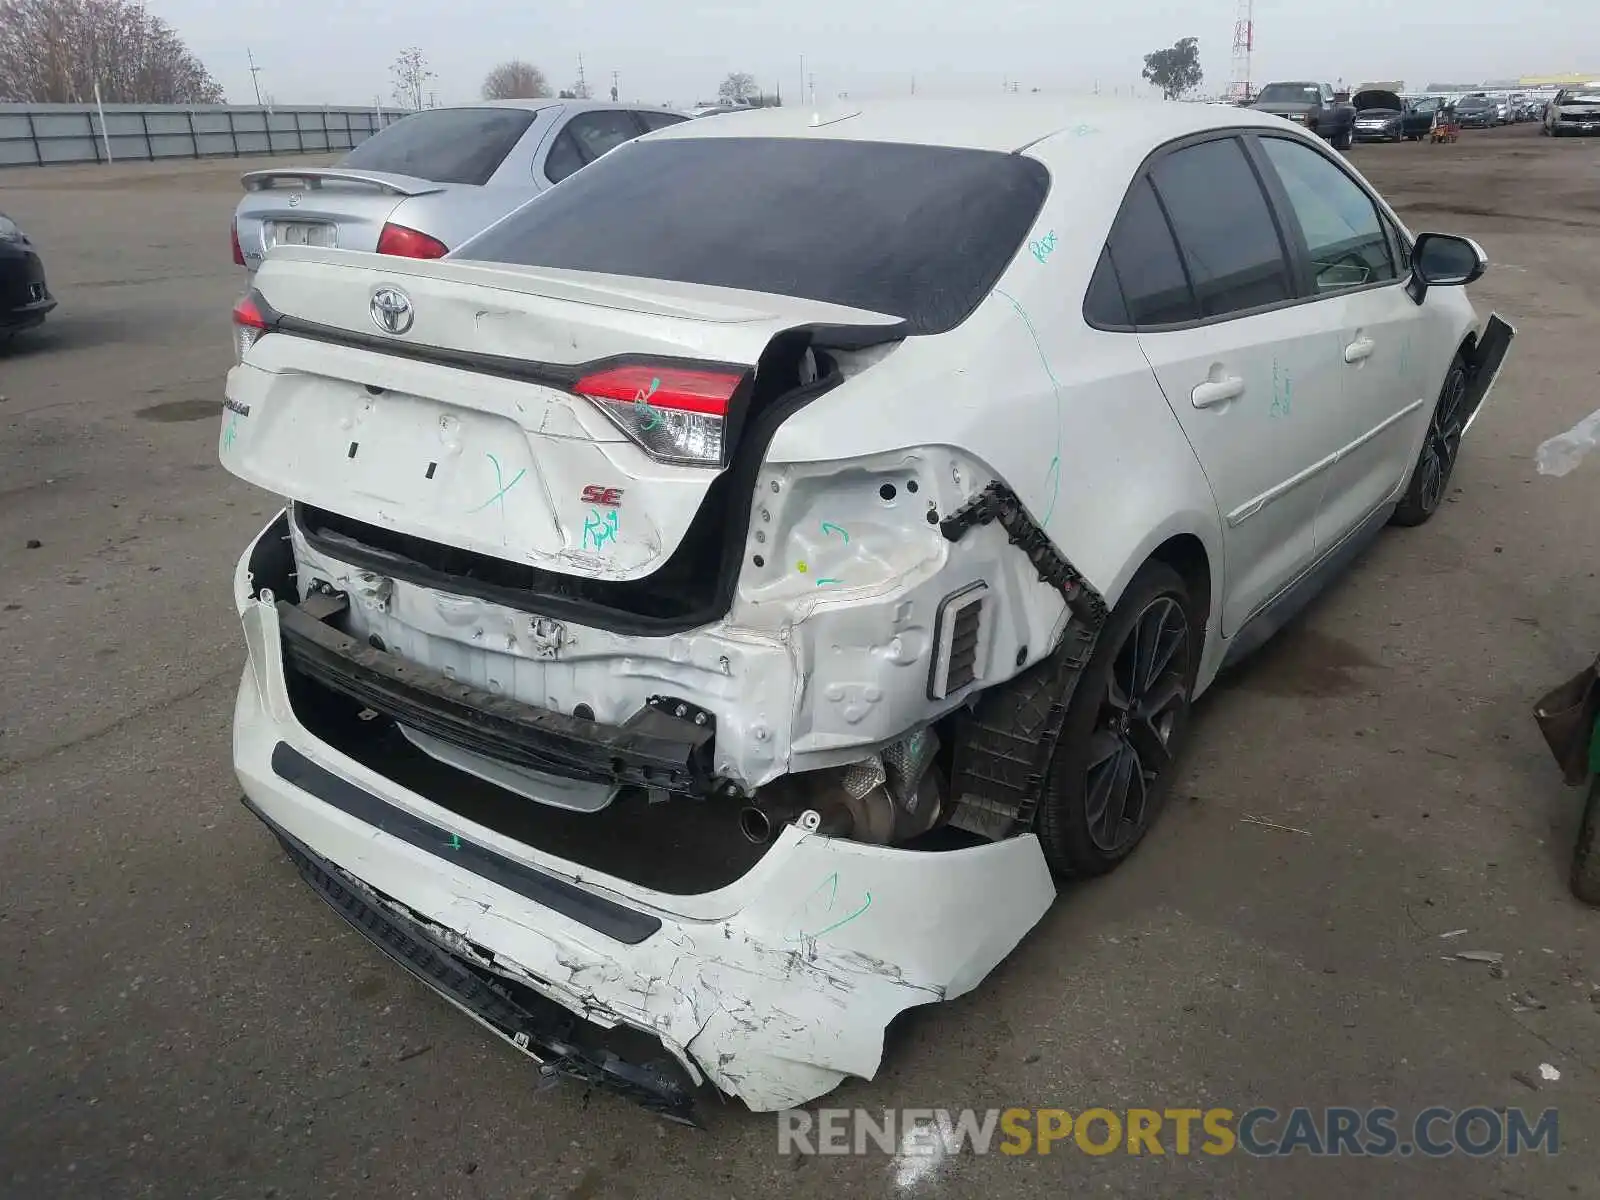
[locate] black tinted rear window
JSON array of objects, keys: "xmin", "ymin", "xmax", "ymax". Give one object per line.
[
  {"xmin": 342, "ymin": 107, "xmax": 539, "ymax": 185},
  {"xmin": 455, "ymin": 137, "xmax": 1051, "ymax": 335}
]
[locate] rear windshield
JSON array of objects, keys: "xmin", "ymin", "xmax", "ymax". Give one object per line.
[
  {"xmin": 341, "ymin": 107, "xmax": 539, "ymax": 185},
  {"xmin": 454, "ymin": 137, "xmax": 1051, "ymax": 335},
  {"xmin": 1258, "ymin": 84, "xmax": 1320, "ymax": 103},
  {"xmin": 1565, "ymin": 91, "xmax": 1600, "ymax": 103}
]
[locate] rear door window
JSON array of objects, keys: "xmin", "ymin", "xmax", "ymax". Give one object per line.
[
  {"xmin": 545, "ymin": 111, "xmax": 645, "ymax": 184},
  {"xmin": 1083, "ymin": 247, "xmax": 1131, "ymax": 327},
  {"xmin": 341, "ymin": 107, "xmax": 538, "ymax": 185},
  {"xmin": 542, "ymin": 130, "xmax": 586, "ymax": 184},
  {"xmin": 566, "ymin": 111, "xmax": 645, "ymax": 160},
  {"xmin": 1148, "ymin": 137, "xmax": 1295, "ymax": 318},
  {"xmin": 1100, "ymin": 176, "xmax": 1196, "ymax": 326},
  {"xmin": 461, "ymin": 137, "xmax": 1050, "ymax": 335},
  {"xmin": 637, "ymin": 111, "xmax": 688, "ymax": 131}
]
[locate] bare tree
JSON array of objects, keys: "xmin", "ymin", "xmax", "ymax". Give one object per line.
[
  {"xmin": 717, "ymin": 71, "xmax": 757, "ymax": 105},
  {"xmin": 390, "ymin": 45, "xmax": 433, "ymax": 111},
  {"xmin": 0, "ymin": 0, "xmax": 223, "ymax": 104},
  {"xmin": 481, "ymin": 59, "xmax": 549, "ymax": 100}
]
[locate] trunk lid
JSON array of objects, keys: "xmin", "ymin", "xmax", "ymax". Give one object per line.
[
  {"xmin": 222, "ymin": 247, "xmax": 903, "ymax": 582},
  {"xmin": 235, "ymin": 168, "xmax": 447, "ymax": 266}
]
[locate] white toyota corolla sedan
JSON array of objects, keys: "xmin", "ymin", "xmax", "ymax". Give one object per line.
[{"xmin": 218, "ymin": 97, "xmax": 1513, "ymax": 1121}]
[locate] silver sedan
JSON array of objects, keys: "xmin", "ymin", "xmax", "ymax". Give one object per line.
[{"xmin": 231, "ymin": 99, "xmax": 688, "ymax": 270}]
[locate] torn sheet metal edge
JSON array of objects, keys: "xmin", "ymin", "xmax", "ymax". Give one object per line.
[
  {"xmin": 940, "ymin": 478, "xmax": 1106, "ymax": 838},
  {"xmin": 234, "ymin": 602, "xmax": 1058, "ymax": 1113}
]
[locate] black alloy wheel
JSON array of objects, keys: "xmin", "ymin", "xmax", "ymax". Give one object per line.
[
  {"xmin": 1037, "ymin": 562, "xmax": 1198, "ymax": 877},
  {"xmin": 1392, "ymin": 355, "xmax": 1470, "ymax": 527}
]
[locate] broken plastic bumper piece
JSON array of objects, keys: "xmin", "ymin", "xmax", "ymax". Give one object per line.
[{"xmin": 232, "ymin": 518, "xmax": 1057, "ymax": 1118}]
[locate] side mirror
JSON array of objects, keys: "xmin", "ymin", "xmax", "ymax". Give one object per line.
[{"xmin": 1406, "ymin": 232, "xmax": 1488, "ymax": 304}]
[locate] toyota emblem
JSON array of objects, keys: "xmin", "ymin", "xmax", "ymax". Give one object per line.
[{"xmin": 369, "ymin": 287, "xmax": 414, "ymax": 335}]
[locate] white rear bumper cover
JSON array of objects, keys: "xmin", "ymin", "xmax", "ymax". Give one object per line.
[{"xmin": 232, "ymin": 525, "xmax": 1057, "ymax": 1113}]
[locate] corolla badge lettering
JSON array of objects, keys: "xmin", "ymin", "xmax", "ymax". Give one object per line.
[{"xmin": 369, "ymin": 287, "xmax": 414, "ymax": 335}]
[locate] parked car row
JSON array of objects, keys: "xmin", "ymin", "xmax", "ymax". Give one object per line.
[{"xmin": 1250, "ymin": 82, "xmax": 1591, "ymax": 145}]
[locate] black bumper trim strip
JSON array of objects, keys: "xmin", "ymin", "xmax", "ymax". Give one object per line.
[
  {"xmin": 268, "ymin": 741, "xmax": 662, "ymax": 945},
  {"xmin": 241, "ymin": 793, "xmax": 698, "ymax": 1123}
]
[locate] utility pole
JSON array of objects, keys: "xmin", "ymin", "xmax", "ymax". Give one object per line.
[
  {"xmin": 247, "ymin": 47, "xmax": 263, "ymax": 105},
  {"xmin": 611, "ymin": 70, "xmax": 619, "ymax": 102},
  {"xmin": 799, "ymin": 54, "xmax": 805, "ymax": 108},
  {"xmin": 808, "ymin": 72, "xmax": 815, "ymax": 107},
  {"xmin": 576, "ymin": 53, "xmax": 588, "ymax": 98}
]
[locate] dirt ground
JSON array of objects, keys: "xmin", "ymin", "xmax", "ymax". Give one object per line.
[{"xmin": 3, "ymin": 123, "xmax": 1600, "ymax": 1199}]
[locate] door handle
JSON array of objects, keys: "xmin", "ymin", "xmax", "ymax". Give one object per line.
[
  {"xmin": 1191, "ymin": 375, "xmax": 1245, "ymax": 409},
  {"xmin": 1344, "ymin": 337, "xmax": 1375, "ymax": 363}
]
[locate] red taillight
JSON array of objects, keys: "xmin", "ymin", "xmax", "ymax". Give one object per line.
[
  {"xmin": 376, "ymin": 222, "xmax": 449, "ymax": 259},
  {"xmin": 575, "ymin": 364, "xmax": 746, "ymax": 466},
  {"xmin": 232, "ymin": 293, "xmax": 269, "ymax": 361},
  {"xmin": 231, "ymin": 218, "xmax": 245, "ymax": 266},
  {"xmin": 232, "ymin": 295, "xmax": 268, "ymax": 329}
]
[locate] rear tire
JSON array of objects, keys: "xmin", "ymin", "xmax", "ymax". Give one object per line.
[
  {"xmin": 1391, "ymin": 354, "xmax": 1470, "ymax": 527},
  {"xmin": 1571, "ymin": 777, "xmax": 1600, "ymax": 906},
  {"xmin": 1036, "ymin": 562, "xmax": 1199, "ymax": 879}
]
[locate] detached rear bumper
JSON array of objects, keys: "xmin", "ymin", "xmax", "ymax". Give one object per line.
[{"xmin": 232, "ymin": 512, "xmax": 1056, "ymax": 1115}]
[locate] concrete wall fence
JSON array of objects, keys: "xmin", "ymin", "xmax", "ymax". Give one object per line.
[{"xmin": 0, "ymin": 103, "xmax": 411, "ymax": 168}]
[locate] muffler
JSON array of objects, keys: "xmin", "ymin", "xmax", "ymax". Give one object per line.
[{"xmin": 738, "ymin": 728, "xmax": 945, "ymax": 846}]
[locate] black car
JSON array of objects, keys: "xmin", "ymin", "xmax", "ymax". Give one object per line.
[
  {"xmin": 1454, "ymin": 96, "xmax": 1498, "ymax": 128},
  {"xmin": 0, "ymin": 211, "xmax": 55, "ymax": 337},
  {"xmin": 1352, "ymin": 89, "xmax": 1435, "ymax": 142}
]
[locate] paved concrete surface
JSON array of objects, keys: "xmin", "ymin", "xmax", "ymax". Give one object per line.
[{"xmin": 3, "ymin": 128, "xmax": 1600, "ymax": 1199}]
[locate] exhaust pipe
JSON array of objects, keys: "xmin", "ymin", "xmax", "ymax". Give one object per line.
[
  {"xmin": 738, "ymin": 799, "xmax": 854, "ymax": 844},
  {"xmin": 737, "ymin": 732, "xmax": 947, "ymax": 845},
  {"xmin": 738, "ymin": 805, "xmax": 774, "ymax": 844}
]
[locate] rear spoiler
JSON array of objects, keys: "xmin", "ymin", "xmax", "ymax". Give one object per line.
[{"xmin": 240, "ymin": 168, "xmax": 445, "ymax": 197}]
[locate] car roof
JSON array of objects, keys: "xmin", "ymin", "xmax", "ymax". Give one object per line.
[
  {"xmin": 640, "ymin": 95, "xmax": 1296, "ymax": 154},
  {"xmin": 423, "ymin": 99, "xmax": 685, "ymax": 116}
]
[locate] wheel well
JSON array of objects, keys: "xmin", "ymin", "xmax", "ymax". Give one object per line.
[{"xmin": 1150, "ymin": 533, "xmax": 1212, "ymax": 638}]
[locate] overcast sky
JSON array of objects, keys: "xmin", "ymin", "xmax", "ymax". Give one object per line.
[{"xmin": 156, "ymin": 0, "xmax": 1592, "ymax": 109}]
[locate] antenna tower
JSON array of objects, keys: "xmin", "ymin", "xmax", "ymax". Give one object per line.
[{"xmin": 1229, "ymin": 0, "xmax": 1255, "ymax": 101}]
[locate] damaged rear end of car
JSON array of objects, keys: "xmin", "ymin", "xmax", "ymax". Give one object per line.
[{"xmin": 222, "ymin": 130, "xmax": 1101, "ymax": 1120}]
